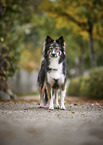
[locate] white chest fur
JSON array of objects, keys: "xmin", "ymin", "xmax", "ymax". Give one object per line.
[
  {"xmin": 49, "ymin": 58, "xmax": 61, "ymax": 69},
  {"xmin": 47, "ymin": 57, "xmax": 65, "ymax": 85}
]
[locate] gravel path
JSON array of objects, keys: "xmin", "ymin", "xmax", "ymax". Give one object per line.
[{"xmin": 0, "ymin": 96, "xmax": 103, "ymax": 145}]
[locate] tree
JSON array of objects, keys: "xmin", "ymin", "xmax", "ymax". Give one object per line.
[
  {"xmin": 0, "ymin": 0, "xmax": 43, "ymax": 99},
  {"xmin": 41, "ymin": 0, "xmax": 103, "ymax": 68}
]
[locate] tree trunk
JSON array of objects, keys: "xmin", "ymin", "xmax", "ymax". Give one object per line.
[
  {"xmin": 88, "ymin": 22, "xmax": 97, "ymax": 68},
  {"xmin": 79, "ymin": 40, "xmax": 85, "ymax": 75}
]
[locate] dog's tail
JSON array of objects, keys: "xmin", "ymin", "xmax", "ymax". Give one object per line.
[{"xmin": 44, "ymin": 88, "xmax": 48, "ymax": 105}]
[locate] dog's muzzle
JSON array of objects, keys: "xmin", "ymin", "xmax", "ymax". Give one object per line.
[
  {"xmin": 50, "ymin": 50, "xmax": 60, "ymax": 58},
  {"xmin": 50, "ymin": 53, "xmax": 57, "ymax": 58}
]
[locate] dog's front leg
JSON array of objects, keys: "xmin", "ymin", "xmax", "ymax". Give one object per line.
[
  {"xmin": 55, "ymin": 90, "xmax": 60, "ymax": 109},
  {"xmin": 60, "ymin": 87, "xmax": 66, "ymax": 110},
  {"xmin": 49, "ymin": 88, "xmax": 54, "ymax": 110}
]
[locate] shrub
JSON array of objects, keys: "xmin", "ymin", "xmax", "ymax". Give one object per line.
[
  {"xmin": 67, "ymin": 67, "xmax": 103, "ymax": 99},
  {"xmin": 79, "ymin": 77, "xmax": 90, "ymax": 97},
  {"xmin": 88, "ymin": 67, "xmax": 103, "ymax": 99},
  {"xmin": 67, "ymin": 77, "xmax": 81, "ymax": 97}
]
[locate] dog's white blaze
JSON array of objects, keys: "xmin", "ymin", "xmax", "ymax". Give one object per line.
[{"xmin": 47, "ymin": 57, "xmax": 65, "ymax": 84}]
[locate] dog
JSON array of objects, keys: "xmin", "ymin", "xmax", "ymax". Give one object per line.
[{"xmin": 37, "ymin": 36, "xmax": 68, "ymax": 110}]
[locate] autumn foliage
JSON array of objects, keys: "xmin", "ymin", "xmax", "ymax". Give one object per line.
[
  {"xmin": 0, "ymin": 0, "xmax": 103, "ymax": 99},
  {"xmin": 41, "ymin": 0, "xmax": 103, "ymax": 67}
]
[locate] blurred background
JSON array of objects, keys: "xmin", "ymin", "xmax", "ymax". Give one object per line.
[{"xmin": 0, "ymin": 0, "xmax": 103, "ymax": 100}]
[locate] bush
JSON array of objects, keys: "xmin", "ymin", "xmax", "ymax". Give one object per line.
[
  {"xmin": 79, "ymin": 77, "xmax": 90, "ymax": 97},
  {"xmin": 67, "ymin": 76, "xmax": 90, "ymax": 97},
  {"xmin": 67, "ymin": 78, "xmax": 81, "ymax": 97},
  {"xmin": 67, "ymin": 67, "xmax": 103, "ymax": 99},
  {"xmin": 88, "ymin": 67, "xmax": 103, "ymax": 99}
]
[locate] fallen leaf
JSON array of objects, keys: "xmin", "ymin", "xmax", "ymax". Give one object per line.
[
  {"xmin": 57, "ymin": 114, "xmax": 60, "ymax": 117},
  {"xmin": 64, "ymin": 100, "xmax": 67, "ymax": 103},
  {"xmin": 72, "ymin": 112, "xmax": 75, "ymax": 114},
  {"xmin": 74, "ymin": 103, "xmax": 78, "ymax": 106},
  {"xmin": 91, "ymin": 104, "xmax": 94, "ymax": 106}
]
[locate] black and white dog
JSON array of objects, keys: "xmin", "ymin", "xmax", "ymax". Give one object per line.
[{"xmin": 38, "ymin": 36, "xmax": 68, "ymax": 110}]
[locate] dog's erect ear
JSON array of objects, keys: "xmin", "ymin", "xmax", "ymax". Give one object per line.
[
  {"xmin": 45, "ymin": 36, "xmax": 53, "ymax": 45},
  {"xmin": 56, "ymin": 36, "xmax": 64, "ymax": 46}
]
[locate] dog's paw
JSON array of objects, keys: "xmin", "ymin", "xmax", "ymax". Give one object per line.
[
  {"xmin": 39, "ymin": 101, "xmax": 44, "ymax": 108},
  {"xmin": 49, "ymin": 106, "xmax": 54, "ymax": 110},
  {"xmin": 60, "ymin": 106, "xmax": 66, "ymax": 110},
  {"xmin": 55, "ymin": 104, "xmax": 60, "ymax": 109}
]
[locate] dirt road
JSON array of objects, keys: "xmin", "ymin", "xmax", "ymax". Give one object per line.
[{"xmin": 0, "ymin": 96, "xmax": 103, "ymax": 145}]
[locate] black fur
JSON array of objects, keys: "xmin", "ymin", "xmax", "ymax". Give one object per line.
[{"xmin": 38, "ymin": 36, "xmax": 68, "ymax": 108}]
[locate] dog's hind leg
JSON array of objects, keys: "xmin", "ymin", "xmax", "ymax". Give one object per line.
[
  {"xmin": 43, "ymin": 88, "xmax": 48, "ymax": 106},
  {"xmin": 39, "ymin": 90, "xmax": 44, "ymax": 107},
  {"xmin": 39, "ymin": 84, "xmax": 45, "ymax": 107}
]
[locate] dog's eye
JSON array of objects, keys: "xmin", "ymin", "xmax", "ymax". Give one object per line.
[
  {"xmin": 49, "ymin": 47, "xmax": 53, "ymax": 49},
  {"xmin": 57, "ymin": 51, "xmax": 61, "ymax": 55}
]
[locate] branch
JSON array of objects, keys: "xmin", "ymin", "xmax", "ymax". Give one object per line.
[{"xmin": 57, "ymin": 11, "xmax": 87, "ymax": 28}]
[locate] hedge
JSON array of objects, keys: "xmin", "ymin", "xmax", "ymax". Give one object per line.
[{"xmin": 67, "ymin": 67, "xmax": 103, "ymax": 99}]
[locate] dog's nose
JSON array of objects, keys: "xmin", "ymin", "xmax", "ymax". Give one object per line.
[
  {"xmin": 51, "ymin": 53, "xmax": 56, "ymax": 57},
  {"xmin": 50, "ymin": 49, "xmax": 57, "ymax": 57}
]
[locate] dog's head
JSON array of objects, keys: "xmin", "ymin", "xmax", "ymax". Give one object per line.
[{"xmin": 43, "ymin": 36, "xmax": 65, "ymax": 59}]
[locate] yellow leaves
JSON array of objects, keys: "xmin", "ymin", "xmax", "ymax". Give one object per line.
[
  {"xmin": 93, "ymin": 24, "xmax": 103, "ymax": 41},
  {"xmin": 80, "ymin": 31, "xmax": 88, "ymax": 40},
  {"xmin": 55, "ymin": 17, "xmax": 68, "ymax": 28},
  {"xmin": 33, "ymin": 48, "xmax": 41, "ymax": 64},
  {"xmin": 18, "ymin": 49, "xmax": 33, "ymax": 70},
  {"xmin": 18, "ymin": 47, "xmax": 41, "ymax": 72},
  {"xmin": 85, "ymin": 1, "xmax": 94, "ymax": 8},
  {"xmin": 80, "ymin": 0, "xmax": 94, "ymax": 8},
  {"xmin": 87, "ymin": 1, "xmax": 94, "ymax": 8},
  {"xmin": 23, "ymin": 50, "xmax": 32, "ymax": 58},
  {"xmin": 0, "ymin": 37, "xmax": 4, "ymax": 42},
  {"xmin": 72, "ymin": 1, "xmax": 78, "ymax": 7},
  {"xmin": 40, "ymin": 0, "xmax": 103, "ymax": 41},
  {"xmin": 40, "ymin": 0, "xmax": 53, "ymax": 12},
  {"xmin": 98, "ymin": 11, "xmax": 103, "ymax": 19},
  {"xmin": 71, "ymin": 23, "xmax": 89, "ymax": 40}
]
